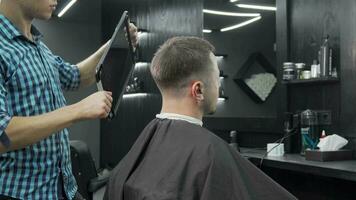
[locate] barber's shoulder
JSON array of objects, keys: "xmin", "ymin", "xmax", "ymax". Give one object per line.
[
  {"xmin": 38, "ymin": 41, "xmax": 51, "ymax": 52},
  {"xmin": 0, "ymin": 37, "xmax": 24, "ymax": 57},
  {"xmin": 0, "ymin": 41, "xmax": 30, "ymax": 76},
  {"xmin": 0, "ymin": 44, "xmax": 25, "ymax": 65}
]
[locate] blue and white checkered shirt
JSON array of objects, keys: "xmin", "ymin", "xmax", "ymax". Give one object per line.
[{"xmin": 0, "ymin": 15, "xmax": 80, "ymax": 199}]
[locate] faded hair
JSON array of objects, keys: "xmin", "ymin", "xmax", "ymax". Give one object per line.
[{"xmin": 150, "ymin": 36, "xmax": 215, "ymax": 92}]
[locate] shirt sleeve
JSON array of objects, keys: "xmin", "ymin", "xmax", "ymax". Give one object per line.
[
  {"xmin": 0, "ymin": 58, "xmax": 12, "ymax": 148},
  {"xmin": 54, "ymin": 56, "xmax": 81, "ymax": 91}
]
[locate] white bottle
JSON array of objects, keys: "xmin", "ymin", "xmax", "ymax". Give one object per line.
[{"xmin": 311, "ymin": 60, "xmax": 319, "ymax": 78}]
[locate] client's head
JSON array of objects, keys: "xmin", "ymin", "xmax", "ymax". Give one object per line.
[{"xmin": 151, "ymin": 36, "xmax": 219, "ymax": 116}]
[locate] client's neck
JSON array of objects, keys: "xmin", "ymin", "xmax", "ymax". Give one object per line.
[{"xmin": 161, "ymin": 97, "xmax": 203, "ymax": 121}]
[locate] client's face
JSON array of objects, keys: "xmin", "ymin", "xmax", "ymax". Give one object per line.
[{"xmin": 203, "ymin": 53, "xmax": 220, "ymax": 115}]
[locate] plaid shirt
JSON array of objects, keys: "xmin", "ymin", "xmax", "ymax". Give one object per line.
[{"xmin": 0, "ymin": 15, "xmax": 80, "ymax": 199}]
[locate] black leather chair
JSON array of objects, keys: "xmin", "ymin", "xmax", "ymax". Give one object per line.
[{"xmin": 70, "ymin": 140, "xmax": 111, "ymax": 200}]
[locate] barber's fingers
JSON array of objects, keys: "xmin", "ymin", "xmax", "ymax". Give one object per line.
[
  {"xmin": 103, "ymin": 97, "xmax": 112, "ymax": 109},
  {"xmin": 105, "ymin": 91, "xmax": 113, "ymax": 103},
  {"xmin": 125, "ymin": 23, "xmax": 139, "ymax": 47},
  {"xmin": 103, "ymin": 91, "xmax": 112, "ymax": 108},
  {"xmin": 129, "ymin": 23, "xmax": 138, "ymax": 33},
  {"xmin": 124, "ymin": 24, "xmax": 137, "ymax": 37},
  {"xmin": 101, "ymin": 95, "xmax": 111, "ymax": 116},
  {"xmin": 104, "ymin": 104, "xmax": 111, "ymax": 116}
]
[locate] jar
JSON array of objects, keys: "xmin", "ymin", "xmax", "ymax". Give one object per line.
[
  {"xmin": 300, "ymin": 109, "xmax": 319, "ymax": 155},
  {"xmin": 302, "ymin": 70, "xmax": 311, "ymax": 79},
  {"xmin": 283, "ymin": 62, "xmax": 295, "ymax": 80},
  {"xmin": 295, "ymin": 63, "xmax": 306, "ymax": 79}
]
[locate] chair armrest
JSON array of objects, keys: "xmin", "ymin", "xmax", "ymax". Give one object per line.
[{"xmin": 88, "ymin": 168, "xmax": 111, "ymax": 193}]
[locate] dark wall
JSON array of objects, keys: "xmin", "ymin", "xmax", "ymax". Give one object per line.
[
  {"xmin": 100, "ymin": 0, "xmax": 203, "ymax": 167},
  {"xmin": 204, "ymin": 12, "xmax": 277, "ymax": 118},
  {"xmin": 201, "ymin": 1, "xmax": 283, "ymax": 147},
  {"xmin": 286, "ymin": 0, "xmax": 356, "ymax": 149},
  {"xmin": 33, "ymin": 0, "xmax": 102, "ymax": 167}
]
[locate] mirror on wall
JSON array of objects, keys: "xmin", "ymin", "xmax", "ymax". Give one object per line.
[{"xmin": 203, "ymin": 0, "xmax": 278, "ymax": 118}]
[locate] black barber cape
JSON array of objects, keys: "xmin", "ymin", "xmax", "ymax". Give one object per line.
[{"xmin": 104, "ymin": 118, "xmax": 296, "ymax": 200}]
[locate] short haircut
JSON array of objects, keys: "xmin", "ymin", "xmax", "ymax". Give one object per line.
[{"xmin": 150, "ymin": 36, "xmax": 215, "ymax": 91}]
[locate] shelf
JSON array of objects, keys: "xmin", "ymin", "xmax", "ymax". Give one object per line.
[
  {"xmin": 282, "ymin": 77, "xmax": 339, "ymax": 85},
  {"xmin": 234, "ymin": 52, "xmax": 276, "ymax": 103}
]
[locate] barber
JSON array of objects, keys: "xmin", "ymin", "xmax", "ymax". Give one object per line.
[{"xmin": 0, "ymin": 0, "xmax": 138, "ymax": 199}]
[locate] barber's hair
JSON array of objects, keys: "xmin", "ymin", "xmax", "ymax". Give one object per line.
[{"xmin": 150, "ymin": 36, "xmax": 215, "ymax": 91}]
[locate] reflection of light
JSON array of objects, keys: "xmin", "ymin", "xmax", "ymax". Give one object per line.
[
  {"xmin": 58, "ymin": 0, "xmax": 77, "ymax": 17},
  {"xmin": 203, "ymin": 9, "xmax": 260, "ymax": 17},
  {"xmin": 221, "ymin": 16, "xmax": 262, "ymax": 32},
  {"xmin": 218, "ymin": 97, "xmax": 227, "ymax": 101},
  {"xmin": 203, "ymin": 29, "xmax": 212, "ymax": 33},
  {"xmin": 236, "ymin": 4, "xmax": 277, "ymax": 11},
  {"xmin": 215, "ymin": 54, "xmax": 227, "ymax": 59},
  {"xmin": 135, "ymin": 62, "xmax": 149, "ymax": 66},
  {"xmin": 135, "ymin": 62, "xmax": 149, "ymax": 69},
  {"xmin": 138, "ymin": 32, "xmax": 148, "ymax": 38},
  {"xmin": 123, "ymin": 93, "xmax": 148, "ymax": 98}
]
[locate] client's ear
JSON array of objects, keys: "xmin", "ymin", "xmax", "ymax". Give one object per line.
[{"xmin": 191, "ymin": 81, "xmax": 204, "ymax": 101}]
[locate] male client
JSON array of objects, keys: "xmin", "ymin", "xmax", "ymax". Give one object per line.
[{"xmin": 104, "ymin": 37, "xmax": 296, "ymax": 200}]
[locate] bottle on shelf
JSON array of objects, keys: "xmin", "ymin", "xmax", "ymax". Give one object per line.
[
  {"xmin": 311, "ymin": 60, "xmax": 319, "ymax": 78},
  {"xmin": 319, "ymin": 35, "xmax": 331, "ymax": 77}
]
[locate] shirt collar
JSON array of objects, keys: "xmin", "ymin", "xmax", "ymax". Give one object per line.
[
  {"xmin": 0, "ymin": 14, "xmax": 43, "ymax": 42},
  {"xmin": 156, "ymin": 113, "xmax": 203, "ymax": 127}
]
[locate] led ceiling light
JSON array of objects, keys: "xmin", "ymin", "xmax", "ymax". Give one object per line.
[
  {"xmin": 236, "ymin": 4, "xmax": 277, "ymax": 11},
  {"xmin": 203, "ymin": 9, "xmax": 260, "ymax": 17},
  {"xmin": 203, "ymin": 29, "xmax": 212, "ymax": 33},
  {"xmin": 230, "ymin": 0, "xmax": 239, "ymax": 2},
  {"xmin": 58, "ymin": 0, "xmax": 77, "ymax": 17},
  {"xmin": 220, "ymin": 16, "xmax": 261, "ymax": 32}
]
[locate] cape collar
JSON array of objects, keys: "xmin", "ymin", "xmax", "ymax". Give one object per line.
[{"xmin": 156, "ymin": 113, "xmax": 203, "ymax": 127}]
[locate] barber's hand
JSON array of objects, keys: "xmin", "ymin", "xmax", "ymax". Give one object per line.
[
  {"xmin": 74, "ymin": 91, "xmax": 113, "ymax": 120},
  {"xmin": 128, "ymin": 23, "xmax": 138, "ymax": 49}
]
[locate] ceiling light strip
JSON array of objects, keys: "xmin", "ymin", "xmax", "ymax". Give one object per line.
[
  {"xmin": 237, "ymin": 4, "xmax": 277, "ymax": 11},
  {"xmin": 220, "ymin": 16, "xmax": 262, "ymax": 32},
  {"xmin": 203, "ymin": 9, "xmax": 260, "ymax": 17},
  {"xmin": 58, "ymin": 0, "xmax": 77, "ymax": 17}
]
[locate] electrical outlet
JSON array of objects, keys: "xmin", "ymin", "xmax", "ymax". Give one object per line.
[{"xmin": 317, "ymin": 110, "xmax": 332, "ymax": 125}]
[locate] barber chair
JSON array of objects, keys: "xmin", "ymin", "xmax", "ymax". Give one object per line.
[{"xmin": 70, "ymin": 140, "xmax": 111, "ymax": 200}]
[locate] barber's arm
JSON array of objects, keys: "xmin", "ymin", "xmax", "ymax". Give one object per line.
[
  {"xmin": 0, "ymin": 91, "xmax": 113, "ymax": 154},
  {"xmin": 77, "ymin": 23, "xmax": 138, "ymax": 88}
]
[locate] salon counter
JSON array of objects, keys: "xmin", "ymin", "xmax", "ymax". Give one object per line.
[{"xmin": 240, "ymin": 148, "xmax": 356, "ymax": 182}]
